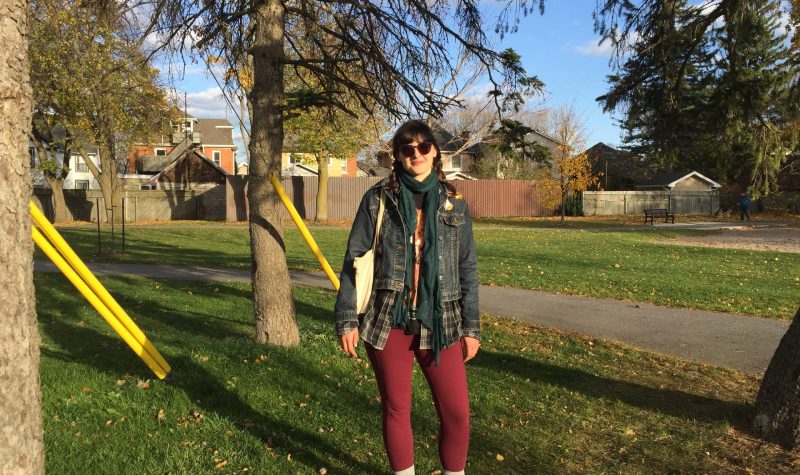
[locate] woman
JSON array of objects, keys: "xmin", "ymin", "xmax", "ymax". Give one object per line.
[{"xmin": 335, "ymin": 120, "xmax": 480, "ymax": 475}]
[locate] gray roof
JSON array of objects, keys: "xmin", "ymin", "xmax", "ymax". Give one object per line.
[{"xmin": 195, "ymin": 119, "xmax": 234, "ymax": 145}]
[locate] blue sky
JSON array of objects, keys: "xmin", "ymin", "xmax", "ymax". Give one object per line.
[
  {"xmin": 164, "ymin": 1, "xmax": 627, "ymax": 163},
  {"xmin": 492, "ymin": 0, "xmax": 624, "ymax": 146}
]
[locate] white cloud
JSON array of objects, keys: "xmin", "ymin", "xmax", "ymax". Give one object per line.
[{"xmin": 574, "ymin": 38, "xmax": 615, "ymax": 56}]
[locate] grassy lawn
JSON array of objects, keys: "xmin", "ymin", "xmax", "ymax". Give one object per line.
[
  {"xmin": 44, "ymin": 221, "xmax": 800, "ymax": 318},
  {"xmin": 35, "ymin": 273, "xmax": 799, "ymax": 474}
]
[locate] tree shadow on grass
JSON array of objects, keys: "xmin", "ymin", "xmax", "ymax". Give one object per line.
[
  {"xmin": 38, "ymin": 317, "xmax": 385, "ymax": 474},
  {"xmin": 472, "ymin": 350, "xmax": 752, "ymax": 429}
]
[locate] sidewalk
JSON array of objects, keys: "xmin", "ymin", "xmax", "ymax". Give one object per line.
[{"xmin": 34, "ymin": 261, "xmax": 790, "ymax": 375}]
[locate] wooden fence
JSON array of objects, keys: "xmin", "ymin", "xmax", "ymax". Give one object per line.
[
  {"xmin": 33, "ymin": 186, "xmax": 226, "ymax": 222},
  {"xmin": 35, "ymin": 183, "xmax": 730, "ymax": 223},
  {"xmin": 582, "ymin": 191, "xmax": 720, "ymax": 216},
  {"xmin": 226, "ymin": 176, "xmax": 549, "ymax": 221}
]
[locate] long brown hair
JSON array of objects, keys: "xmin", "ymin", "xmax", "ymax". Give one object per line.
[{"xmin": 386, "ymin": 120, "xmax": 456, "ymax": 193}]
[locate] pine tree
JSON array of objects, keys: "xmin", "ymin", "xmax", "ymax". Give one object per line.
[
  {"xmin": 708, "ymin": 0, "xmax": 797, "ymax": 193},
  {"xmin": 595, "ymin": 0, "xmax": 798, "ymax": 193}
]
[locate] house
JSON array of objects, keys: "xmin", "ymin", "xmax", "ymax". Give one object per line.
[
  {"xmin": 433, "ymin": 130, "xmax": 478, "ymax": 174},
  {"xmin": 585, "ymin": 142, "xmax": 652, "ymax": 190},
  {"xmin": 236, "ymin": 162, "xmax": 249, "ymax": 176},
  {"xmin": 636, "ymin": 171, "xmax": 722, "ymax": 192},
  {"xmin": 128, "ymin": 117, "xmax": 237, "ymax": 176},
  {"xmin": 147, "ymin": 149, "xmax": 228, "ymax": 189},
  {"xmin": 280, "ymin": 162, "xmax": 320, "ymax": 177},
  {"xmin": 523, "ymin": 129, "xmax": 560, "ymax": 153},
  {"xmin": 357, "ymin": 161, "xmax": 392, "ymax": 177},
  {"xmin": 280, "ymin": 150, "xmax": 359, "ymax": 177},
  {"xmin": 29, "ymin": 130, "xmax": 102, "ymax": 190},
  {"xmin": 445, "ymin": 171, "xmax": 477, "ymax": 180}
]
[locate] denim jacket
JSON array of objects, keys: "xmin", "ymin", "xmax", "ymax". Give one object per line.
[{"xmin": 334, "ymin": 179, "xmax": 479, "ymax": 336}]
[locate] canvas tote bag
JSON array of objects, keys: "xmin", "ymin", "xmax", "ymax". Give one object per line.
[{"xmin": 353, "ymin": 192, "xmax": 385, "ymax": 314}]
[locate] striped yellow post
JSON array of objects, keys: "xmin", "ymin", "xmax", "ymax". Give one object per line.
[
  {"xmin": 32, "ymin": 227, "xmax": 168, "ymax": 379},
  {"xmin": 30, "ymin": 201, "xmax": 171, "ymax": 376},
  {"xmin": 268, "ymin": 173, "xmax": 340, "ymax": 290}
]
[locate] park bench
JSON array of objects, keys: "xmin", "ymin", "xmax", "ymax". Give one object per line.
[{"xmin": 644, "ymin": 208, "xmax": 675, "ymax": 225}]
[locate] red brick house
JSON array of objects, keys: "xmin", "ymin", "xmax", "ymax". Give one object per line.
[{"xmin": 129, "ymin": 117, "xmax": 237, "ymax": 176}]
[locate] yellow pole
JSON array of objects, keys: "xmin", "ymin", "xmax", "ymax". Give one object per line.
[
  {"xmin": 32, "ymin": 227, "xmax": 168, "ymax": 379},
  {"xmin": 29, "ymin": 201, "xmax": 171, "ymax": 373},
  {"xmin": 268, "ymin": 173, "xmax": 340, "ymax": 290}
]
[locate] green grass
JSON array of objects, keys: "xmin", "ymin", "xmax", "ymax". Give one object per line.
[
  {"xmin": 36, "ymin": 273, "xmax": 799, "ymax": 474},
  {"xmin": 43, "ymin": 221, "xmax": 800, "ymax": 318}
]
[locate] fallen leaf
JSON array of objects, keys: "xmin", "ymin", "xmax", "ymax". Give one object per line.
[
  {"xmin": 156, "ymin": 409, "xmax": 165, "ymax": 421},
  {"xmin": 82, "ymin": 387, "xmax": 91, "ymax": 394},
  {"xmin": 496, "ymin": 454, "xmax": 504, "ymax": 462},
  {"xmin": 215, "ymin": 460, "xmax": 228, "ymax": 469},
  {"xmin": 115, "ymin": 380, "xmax": 126, "ymax": 386},
  {"xmin": 624, "ymin": 428, "xmax": 635, "ymax": 436},
  {"xmin": 136, "ymin": 380, "xmax": 150, "ymax": 389}
]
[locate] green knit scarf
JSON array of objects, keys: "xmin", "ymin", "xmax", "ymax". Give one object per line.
[{"xmin": 393, "ymin": 167, "xmax": 445, "ymax": 361}]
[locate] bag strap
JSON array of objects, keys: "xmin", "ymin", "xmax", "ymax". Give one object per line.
[{"xmin": 371, "ymin": 191, "xmax": 385, "ymax": 250}]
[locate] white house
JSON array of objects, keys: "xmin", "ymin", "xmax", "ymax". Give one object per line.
[{"xmin": 29, "ymin": 140, "xmax": 102, "ymax": 190}]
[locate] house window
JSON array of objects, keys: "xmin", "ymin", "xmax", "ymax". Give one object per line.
[
  {"xmin": 212, "ymin": 151, "xmax": 221, "ymax": 166},
  {"xmin": 341, "ymin": 158, "xmax": 348, "ymax": 172},
  {"xmin": 140, "ymin": 184, "xmax": 153, "ymax": 190},
  {"xmin": 327, "ymin": 156, "xmax": 333, "ymax": 167},
  {"xmin": 75, "ymin": 180, "xmax": 89, "ymax": 190},
  {"xmin": 75, "ymin": 157, "xmax": 88, "ymax": 172},
  {"xmin": 450, "ymin": 155, "xmax": 462, "ymax": 170},
  {"xmin": 155, "ymin": 148, "xmax": 167, "ymax": 156},
  {"xmin": 184, "ymin": 120, "xmax": 193, "ymax": 132}
]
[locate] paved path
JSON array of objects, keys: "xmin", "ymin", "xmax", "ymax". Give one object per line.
[{"xmin": 34, "ymin": 261, "xmax": 790, "ymax": 375}]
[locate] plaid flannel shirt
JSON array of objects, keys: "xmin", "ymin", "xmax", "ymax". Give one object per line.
[{"xmin": 336, "ymin": 290, "xmax": 481, "ymax": 350}]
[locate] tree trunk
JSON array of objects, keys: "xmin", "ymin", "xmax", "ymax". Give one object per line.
[
  {"xmin": 0, "ymin": 0, "xmax": 45, "ymax": 470},
  {"xmin": 45, "ymin": 177, "xmax": 68, "ymax": 223},
  {"xmin": 247, "ymin": 0, "xmax": 299, "ymax": 346},
  {"xmin": 315, "ymin": 154, "xmax": 328, "ymax": 221},
  {"xmin": 753, "ymin": 307, "xmax": 800, "ymax": 449},
  {"xmin": 238, "ymin": 89, "xmax": 251, "ymax": 164},
  {"xmin": 98, "ymin": 139, "xmax": 122, "ymax": 224}
]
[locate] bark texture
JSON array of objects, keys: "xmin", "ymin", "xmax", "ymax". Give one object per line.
[
  {"xmin": 315, "ymin": 154, "xmax": 328, "ymax": 221},
  {"xmin": 0, "ymin": 0, "xmax": 45, "ymax": 471},
  {"xmin": 753, "ymin": 307, "xmax": 800, "ymax": 449},
  {"xmin": 248, "ymin": 0, "xmax": 299, "ymax": 346},
  {"xmin": 45, "ymin": 177, "xmax": 68, "ymax": 223}
]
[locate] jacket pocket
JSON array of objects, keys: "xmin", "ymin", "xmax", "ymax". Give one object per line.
[{"xmin": 439, "ymin": 213, "xmax": 464, "ymax": 299}]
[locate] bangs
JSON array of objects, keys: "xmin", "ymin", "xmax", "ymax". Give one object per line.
[{"xmin": 391, "ymin": 120, "xmax": 438, "ymax": 151}]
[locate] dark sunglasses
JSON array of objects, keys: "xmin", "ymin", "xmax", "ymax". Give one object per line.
[{"xmin": 398, "ymin": 142, "xmax": 434, "ymax": 158}]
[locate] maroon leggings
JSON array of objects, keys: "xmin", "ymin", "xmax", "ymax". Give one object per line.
[{"xmin": 366, "ymin": 328, "xmax": 470, "ymax": 472}]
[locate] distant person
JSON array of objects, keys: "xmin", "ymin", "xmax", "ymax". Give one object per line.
[
  {"xmin": 739, "ymin": 191, "xmax": 752, "ymax": 221},
  {"xmin": 335, "ymin": 120, "xmax": 480, "ymax": 475}
]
